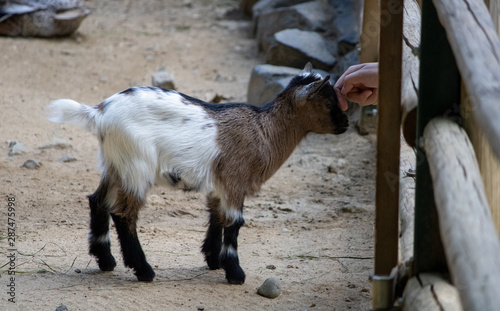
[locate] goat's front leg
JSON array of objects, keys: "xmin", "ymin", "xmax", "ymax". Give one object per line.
[
  {"xmin": 111, "ymin": 190, "xmax": 155, "ymax": 282},
  {"xmin": 220, "ymin": 211, "xmax": 246, "ymax": 285}
]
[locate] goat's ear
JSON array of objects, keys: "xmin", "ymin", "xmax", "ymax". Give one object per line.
[
  {"xmin": 295, "ymin": 76, "xmax": 331, "ymax": 105},
  {"xmin": 300, "ymin": 62, "xmax": 313, "ymax": 75}
]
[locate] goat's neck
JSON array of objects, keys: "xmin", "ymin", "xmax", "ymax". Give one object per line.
[{"xmin": 259, "ymin": 101, "xmax": 308, "ymax": 171}]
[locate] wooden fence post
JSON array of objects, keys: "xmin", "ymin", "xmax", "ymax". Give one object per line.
[{"xmin": 374, "ymin": 0, "xmax": 403, "ymax": 278}]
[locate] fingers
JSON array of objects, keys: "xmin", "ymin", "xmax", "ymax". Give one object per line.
[{"xmin": 346, "ymin": 89, "xmax": 378, "ymax": 107}]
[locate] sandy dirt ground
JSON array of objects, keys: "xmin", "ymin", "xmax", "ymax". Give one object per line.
[{"xmin": 0, "ymin": 1, "xmax": 377, "ymax": 310}]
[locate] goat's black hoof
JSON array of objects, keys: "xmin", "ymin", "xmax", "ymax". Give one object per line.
[
  {"xmin": 226, "ymin": 267, "xmax": 246, "ymax": 285},
  {"xmin": 205, "ymin": 254, "xmax": 221, "ymax": 270},
  {"xmin": 97, "ymin": 254, "xmax": 116, "ymax": 272},
  {"xmin": 135, "ymin": 263, "xmax": 156, "ymax": 282}
]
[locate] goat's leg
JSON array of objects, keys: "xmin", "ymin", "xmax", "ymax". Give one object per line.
[
  {"xmin": 220, "ymin": 211, "xmax": 246, "ymax": 285},
  {"xmin": 111, "ymin": 190, "xmax": 155, "ymax": 282},
  {"xmin": 201, "ymin": 195, "xmax": 223, "ymax": 270},
  {"xmin": 88, "ymin": 179, "xmax": 116, "ymax": 272}
]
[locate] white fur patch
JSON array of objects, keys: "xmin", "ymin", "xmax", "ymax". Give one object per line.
[
  {"xmin": 221, "ymin": 244, "xmax": 238, "ymax": 257},
  {"xmin": 89, "ymin": 232, "xmax": 110, "ymax": 244},
  {"xmin": 95, "ymin": 88, "xmax": 220, "ymax": 199}
]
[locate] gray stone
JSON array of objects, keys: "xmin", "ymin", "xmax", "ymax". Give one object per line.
[
  {"xmin": 21, "ymin": 160, "xmax": 42, "ymax": 170},
  {"xmin": 257, "ymin": 277, "xmax": 281, "ymax": 298},
  {"xmin": 39, "ymin": 139, "xmax": 72, "ymax": 150},
  {"xmin": 55, "ymin": 304, "xmax": 69, "ymax": 311},
  {"xmin": 8, "ymin": 141, "xmax": 29, "ymax": 156},
  {"xmin": 58, "ymin": 155, "xmax": 77, "ymax": 163},
  {"xmin": 252, "ymin": 0, "xmax": 309, "ymax": 20},
  {"xmin": 255, "ymin": 0, "xmax": 334, "ymax": 52},
  {"xmin": 247, "ymin": 64, "xmax": 337, "ymax": 107},
  {"xmin": 247, "ymin": 64, "xmax": 300, "ymax": 106},
  {"xmin": 152, "ymin": 71, "xmax": 176, "ymax": 90},
  {"xmin": 329, "ymin": 0, "xmax": 362, "ymax": 49},
  {"xmin": 267, "ymin": 29, "xmax": 336, "ymax": 71},
  {"xmin": 333, "ymin": 49, "xmax": 360, "ymax": 77}
]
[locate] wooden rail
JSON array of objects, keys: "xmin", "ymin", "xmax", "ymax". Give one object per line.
[
  {"xmin": 424, "ymin": 118, "xmax": 500, "ymax": 311},
  {"xmin": 432, "ymin": 0, "xmax": 500, "ymax": 159}
]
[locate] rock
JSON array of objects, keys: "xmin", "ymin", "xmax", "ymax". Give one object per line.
[
  {"xmin": 8, "ymin": 141, "xmax": 29, "ymax": 156},
  {"xmin": 240, "ymin": 0, "xmax": 259, "ymax": 16},
  {"xmin": 152, "ymin": 71, "xmax": 176, "ymax": 90},
  {"xmin": 0, "ymin": 1, "xmax": 90, "ymax": 37},
  {"xmin": 267, "ymin": 29, "xmax": 336, "ymax": 71},
  {"xmin": 266, "ymin": 264, "xmax": 276, "ymax": 270},
  {"xmin": 58, "ymin": 155, "xmax": 77, "ymax": 163},
  {"xmin": 255, "ymin": 0, "xmax": 334, "ymax": 52},
  {"xmin": 252, "ymin": 0, "xmax": 309, "ymax": 24},
  {"xmin": 329, "ymin": 0, "xmax": 362, "ymax": 50},
  {"xmin": 257, "ymin": 277, "xmax": 281, "ymax": 299},
  {"xmin": 247, "ymin": 64, "xmax": 301, "ymax": 106},
  {"xmin": 39, "ymin": 139, "xmax": 72, "ymax": 150},
  {"xmin": 247, "ymin": 64, "xmax": 337, "ymax": 107},
  {"xmin": 55, "ymin": 304, "xmax": 69, "ymax": 311},
  {"xmin": 21, "ymin": 160, "xmax": 41, "ymax": 170},
  {"xmin": 333, "ymin": 49, "xmax": 360, "ymax": 77}
]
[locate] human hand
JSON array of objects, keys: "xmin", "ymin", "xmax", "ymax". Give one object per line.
[{"xmin": 334, "ymin": 62, "xmax": 379, "ymax": 111}]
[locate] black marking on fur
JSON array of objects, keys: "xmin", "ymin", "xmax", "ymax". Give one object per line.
[
  {"xmin": 220, "ymin": 217, "xmax": 246, "ymax": 284},
  {"xmin": 283, "ymin": 73, "xmax": 321, "ymax": 92},
  {"xmin": 166, "ymin": 170, "xmax": 181, "ymax": 186},
  {"xmin": 119, "ymin": 88, "xmax": 136, "ymax": 95},
  {"xmin": 111, "ymin": 214, "xmax": 155, "ymax": 282},
  {"xmin": 202, "ymin": 206, "xmax": 223, "ymax": 270},
  {"xmin": 88, "ymin": 190, "xmax": 116, "ymax": 271}
]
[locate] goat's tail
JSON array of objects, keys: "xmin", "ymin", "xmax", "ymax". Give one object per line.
[{"xmin": 47, "ymin": 99, "xmax": 98, "ymax": 133}]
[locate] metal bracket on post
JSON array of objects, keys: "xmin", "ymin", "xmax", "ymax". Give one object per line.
[{"xmin": 371, "ymin": 267, "xmax": 400, "ymax": 310}]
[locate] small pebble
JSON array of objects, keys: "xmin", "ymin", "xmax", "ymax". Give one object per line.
[
  {"xmin": 21, "ymin": 160, "xmax": 42, "ymax": 170},
  {"xmin": 58, "ymin": 155, "xmax": 77, "ymax": 163},
  {"xmin": 266, "ymin": 264, "xmax": 276, "ymax": 270},
  {"xmin": 74, "ymin": 269, "xmax": 81, "ymax": 273},
  {"xmin": 55, "ymin": 304, "xmax": 69, "ymax": 311},
  {"xmin": 39, "ymin": 139, "xmax": 72, "ymax": 150},
  {"xmin": 257, "ymin": 278, "xmax": 281, "ymax": 299},
  {"xmin": 8, "ymin": 141, "xmax": 29, "ymax": 156}
]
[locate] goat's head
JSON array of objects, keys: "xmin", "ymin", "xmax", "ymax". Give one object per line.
[{"xmin": 282, "ymin": 63, "xmax": 349, "ymax": 135}]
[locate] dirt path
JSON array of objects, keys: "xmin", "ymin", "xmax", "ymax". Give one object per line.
[{"xmin": 0, "ymin": 1, "xmax": 376, "ymax": 310}]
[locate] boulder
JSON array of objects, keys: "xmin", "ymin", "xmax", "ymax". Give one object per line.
[
  {"xmin": 255, "ymin": 0, "xmax": 335, "ymax": 51},
  {"xmin": 247, "ymin": 64, "xmax": 336, "ymax": 107},
  {"xmin": 267, "ymin": 29, "xmax": 336, "ymax": 71}
]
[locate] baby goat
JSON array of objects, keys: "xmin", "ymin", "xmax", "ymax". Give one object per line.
[{"xmin": 47, "ymin": 63, "xmax": 349, "ymax": 284}]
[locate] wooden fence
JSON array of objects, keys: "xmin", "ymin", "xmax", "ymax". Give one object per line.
[{"xmin": 371, "ymin": 0, "xmax": 500, "ymax": 309}]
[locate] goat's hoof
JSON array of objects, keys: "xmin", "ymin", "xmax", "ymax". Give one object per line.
[
  {"xmin": 205, "ymin": 256, "xmax": 221, "ymax": 270},
  {"xmin": 135, "ymin": 264, "xmax": 156, "ymax": 282},
  {"xmin": 226, "ymin": 267, "xmax": 246, "ymax": 285},
  {"xmin": 97, "ymin": 254, "xmax": 116, "ymax": 272}
]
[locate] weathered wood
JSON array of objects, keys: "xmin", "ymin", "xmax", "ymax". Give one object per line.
[
  {"xmin": 375, "ymin": 0, "xmax": 403, "ymax": 276},
  {"xmin": 360, "ymin": 0, "xmax": 380, "ymax": 63},
  {"xmin": 400, "ymin": 0, "xmax": 421, "ymax": 148},
  {"xmin": 460, "ymin": 0, "xmax": 500, "ymax": 239},
  {"xmin": 462, "ymin": 88, "xmax": 500, "ymax": 238},
  {"xmin": 403, "ymin": 273, "xmax": 463, "ymax": 311},
  {"xmin": 424, "ymin": 117, "xmax": 500, "ymax": 311},
  {"xmin": 432, "ymin": 0, "xmax": 500, "ymax": 160},
  {"xmin": 399, "ymin": 139, "xmax": 415, "ymax": 264}
]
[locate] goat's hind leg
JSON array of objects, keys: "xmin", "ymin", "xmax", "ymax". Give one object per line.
[
  {"xmin": 201, "ymin": 194, "xmax": 223, "ymax": 270},
  {"xmin": 111, "ymin": 189, "xmax": 155, "ymax": 282},
  {"xmin": 88, "ymin": 179, "xmax": 116, "ymax": 272}
]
